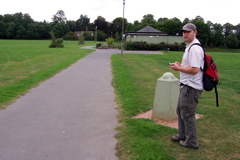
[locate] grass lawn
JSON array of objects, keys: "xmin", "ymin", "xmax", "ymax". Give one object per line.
[
  {"xmin": 112, "ymin": 51, "xmax": 240, "ymax": 159},
  {"xmin": 0, "ymin": 40, "xmax": 95, "ymax": 109}
]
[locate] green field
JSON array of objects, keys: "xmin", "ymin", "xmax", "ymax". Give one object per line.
[
  {"xmin": 0, "ymin": 40, "xmax": 95, "ymax": 108},
  {"xmin": 112, "ymin": 52, "xmax": 240, "ymax": 159},
  {"xmin": 1, "ymin": 40, "xmax": 240, "ymax": 159}
]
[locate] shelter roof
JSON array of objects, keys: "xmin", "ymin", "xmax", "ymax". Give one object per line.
[{"xmin": 126, "ymin": 26, "xmax": 167, "ymax": 36}]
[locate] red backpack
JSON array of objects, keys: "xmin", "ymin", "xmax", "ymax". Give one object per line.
[{"xmin": 189, "ymin": 43, "xmax": 219, "ymax": 107}]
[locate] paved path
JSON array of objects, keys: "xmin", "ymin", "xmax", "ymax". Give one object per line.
[{"xmin": 0, "ymin": 48, "xmax": 160, "ymax": 160}]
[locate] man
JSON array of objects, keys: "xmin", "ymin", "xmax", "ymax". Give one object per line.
[{"xmin": 169, "ymin": 23, "xmax": 204, "ymax": 149}]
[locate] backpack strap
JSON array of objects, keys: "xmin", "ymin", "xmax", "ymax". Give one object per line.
[
  {"xmin": 188, "ymin": 43, "xmax": 205, "ymax": 53},
  {"xmin": 188, "ymin": 43, "xmax": 219, "ymax": 107},
  {"xmin": 215, "ymin": 87, "xmax": 219, "ymax": 107},
  {"xmin": 188, "ymin": 43, "xmax": 206, "ymax": 70}
]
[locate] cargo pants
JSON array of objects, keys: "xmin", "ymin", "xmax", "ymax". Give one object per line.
[{"xmin": 176, "ymin": 84, "xmax": 202, "ymax": 147}]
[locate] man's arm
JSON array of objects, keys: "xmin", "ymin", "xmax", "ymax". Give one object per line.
[{"xmin": 170, "ymin": 63, "xmax": 200, "ymax": 74}]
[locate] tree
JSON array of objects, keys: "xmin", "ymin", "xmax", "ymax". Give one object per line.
[
  {"xmin": 212, "ymin": 23, "xmax": 223, "ymax": 33},
  {"xmin": 225, "ymin": 34, "xmax": 239, "ymax": 48},
  {"xmin": 22, "ymin": 13, "xmax": 34, "ymax": 27},
  {"xmin": 0, "ymin": 15, "xmax": 3, "ymax": 21},
  {"xmin": 126, "ymin": 20, "xmax": 142, "ymax": 32},
  {"xmin": 112, "ymin": 17, "xmax": 127, "ymax": 36},
  {"xmin": 26, "ymin": 22, "xmax": 51, "ymax": 39},
  {"xmin": 141, "ymin": 14, "xmax": 156, "ymax": 27},
  {"xmin": 159, "ymin": 18, "xmax": 182, "ymax": 35},
  {"xmin": 183, "ymin": 18, "xmax": 190, "ymax": 24},
  {"xmin": 82, "ymin": 32, "xmax": 93, "ymax": 41},
  {"xmin": 16, "ymin": 25, "xmax": 27, "ymax": 39},
  {"xmin": 27, "ymin": 23, "xmax": 39, "ymax": 39},
  {"xmin": 94, "ymin": 16, "xmax": 109, "ymax": 35},
  {"xmin": 52, "ymin": 10, "xmax": 67, "ymax": 23},
  {"xmin": 2, "ymin": 14, "xmax": 14, "ymax": 23},
  {"xmin": 235, "ymin": 23, "xmax": 240, "ymax": 44},
  {"xmin": 66, "ymin": 20, "xmax": 76, "ymax": 32},
  {"xmin": 191, "ymin": 15, "xmax": 205, "ymax": 23},
  {"xmin": 157, "ymin": 17, "xmax": 169, "ymax": 23},
  {"xmin": 5, "ymin": 22, "xmax": 16, "ymax": 38},
  {"xmin": 96, "ymin": 30, "xmax": 107, "ymax": 41},
  {"xmin": 194, "ymin": 21, "xmax": 211, "ymax": 46},
  {"xmin": 0, "ymin": 21, "xmax": 6, "ymax": 38},
  {"xmin": 213, "ymin": 30, "xmax": 224, "ymax": 47},
  {"xmin": 52, "ymin": 22, "xmax": 70, "ymax": 38},
  {"xmin": 75, "ymin": 14, "xmax": 90, "ymax": 31},
  {"xmin": 223, "ymin": 23, "xmax": 234, "ymax": 37}
]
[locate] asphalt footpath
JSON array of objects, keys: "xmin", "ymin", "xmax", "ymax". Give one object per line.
[{"xmin": 0, "ymin": 47, "xmax": 160, "ymax": 160}]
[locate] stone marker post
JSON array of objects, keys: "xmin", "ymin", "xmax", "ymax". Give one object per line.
[{"xmin": 152, "ymin": 72, "xmax": 179, "ymax": 121}]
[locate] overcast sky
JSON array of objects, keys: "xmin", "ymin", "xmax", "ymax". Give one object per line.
[{"xmin": 1, "ymin": 0, "xmax": 239, "ymax": 25}]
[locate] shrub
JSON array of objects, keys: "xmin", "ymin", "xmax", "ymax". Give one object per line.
[
  {"xmin": 56, "ymin": 38, "xmax": 64, "ymax": 48},
  {"xmin": 49, "ymin": 32, "xmax": 64, "ymax": 48},
  {"xmin": 63, "ymin": 32, "xmax": 78, "ymax": 40},
  {"xmin": 125, "ymin": 41, "xmax": 186, "ymax": 51},
  {"xmin": 106, "ymin": 38, "xmax": 115, "ymax": 48},
  {"xmin": 78, "ymin": 35, "xmax": 85, "ymax": 45}
]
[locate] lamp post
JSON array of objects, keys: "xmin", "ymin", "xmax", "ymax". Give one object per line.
[
  {"xmin": 121, "ymin": 0, "xmax": 125, "ymax": 57},
  {"xmin": 95, "ymin": 26, "xmax": 97, "ymax": 43}
]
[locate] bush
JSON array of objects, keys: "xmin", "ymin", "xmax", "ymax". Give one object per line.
[
  {"xmin": 56, "ymin": 38, "xmax": 64, "ymax": 48},
  {"xmin": 78, "ymin": 35, "xmax": 85, "ymax": 45},
  {"xmin": 105, "ymin": 38, "xmax": 115, "ymax": 48},
  {"xmin": 125, "ymin": 41, "xmax": 186, "ymax": 51},
  {"xmin": 49, "ymin": 32, "xmax": 64, "ymax": 48},
  {"xmin": 96, "ymin": 43, "xmax": 102, "ymax": 48},
  {"xmin": 63, "ymin": 32, "xmax": 78, "ymax": 40}
]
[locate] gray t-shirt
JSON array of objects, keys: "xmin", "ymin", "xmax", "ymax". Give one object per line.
[{"xmin": 180, "ymin": 39, "xmax": 204, "ymax": 90}]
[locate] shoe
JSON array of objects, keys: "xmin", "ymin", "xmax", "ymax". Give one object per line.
[
  {"xmin": 179, "ymin": 140, "xmax": 199, "ymax": 150},
  {"xmin": 171, "ymin": 135, "xmax": 185, "ymax": 142}
]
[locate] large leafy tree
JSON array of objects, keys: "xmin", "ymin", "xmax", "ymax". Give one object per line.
[
  {"xmin": 52, "ymin": 22, "xmax": 70, "ymax": 38},
  {"xmin": 191, "ymin": 15, "xmax": 205, "ymax": 23},
  {"xmin": 16, "ymin": 25, "xmax": 28, "ymax": 38},
  {"xmin": 141, "ymin": 14, "xmax": 156, "ymax": 27},
  {"xmin": 159, "ymin": 17, "xmax": 182, "ymax": 35},
  {"xmin": 194, "ymin": 21, "xmax": 211, "ymax": 46},
  {"xmin": 223, "ymin": 23, "xmax": 234, "ymax": 37},
  {"xmin": 182, "ymin": 18, "xmax": 190, "ymax": 24},
  {"xmin": 75, "ymin": 14, "xmax": 90, "ymax": 31},
  {"xmin": 225, "ymin": 34, "xmax": 239, "ymax": 48},
  {"xmin": 5, "ymin": 22, "xmax": 16, "ymax": 38},
  {"xmin": 157, "ymin": 17, "xmax": 169, "ymax": 23},
  {"xmin": 52, "ymin": 10, "xmax": 67, "ymax": 23},
  {"xmin": 235, "ymin": 24, "xmax": 240, "ymax": 44},
  {"xmin": 27, "ymin": 22, "xmax": 50, "ymax": 39},
  {"xmin": 94, "ymin": 16, "xmax": 109, "ymax": 35},
  {"xmin": 0, "ymin": 21, "xmax": 6, "ymax": 38},
  {"xmin": 128, "ymin": 20, "xmax": 143, "ymax": 32},
  {"xmin": 213, "ymin": 30, "xmax": 225, "ymax": 47},
  {"xmin": 66, "ymin": 20, "xmax": 76, "ymax": 32}
]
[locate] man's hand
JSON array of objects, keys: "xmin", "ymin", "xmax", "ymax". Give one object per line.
[{"xmin": 170, "ymin": 62, "xmax": 200, "ymax": 74}]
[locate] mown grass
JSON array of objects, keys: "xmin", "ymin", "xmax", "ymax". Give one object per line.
[
  {"xmin": 0, "ymin": 40, "xmax": 95, "ymax": 109},
  {"xmin": 112, "ymin": 51, "xmax": 240, "ymax": 159}
]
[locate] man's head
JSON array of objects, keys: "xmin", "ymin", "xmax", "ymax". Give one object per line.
[{"xmin": 181, "ymin": 23, "xmax": 197, "ymax": 44}]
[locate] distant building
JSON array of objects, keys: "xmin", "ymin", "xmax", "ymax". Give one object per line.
[
  {"xmin": 125, "ymin": 26, "xmax": 184, "ymax": 44},
  {"xmin": 74, "ymin": 31, "xmax": 94, "ymax": 37}
]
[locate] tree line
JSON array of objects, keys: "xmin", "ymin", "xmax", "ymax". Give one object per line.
[{"xmin": 0, "ymin": 10, "xmax": 240, "ymax": 48}]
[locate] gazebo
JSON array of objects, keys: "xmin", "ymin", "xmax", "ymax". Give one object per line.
[{"xmin": 125, "ymin": 26, "xmax": 183, "ymax": 44}]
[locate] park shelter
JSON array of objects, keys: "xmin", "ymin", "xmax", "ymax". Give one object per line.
[{"xmin": 125, "ymin": 26, "xmax": 184, "ymax": 44}]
